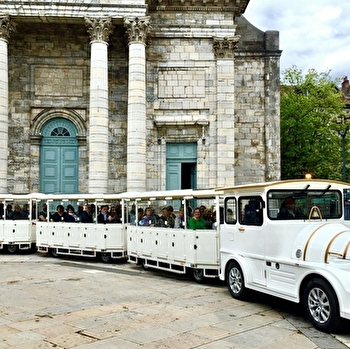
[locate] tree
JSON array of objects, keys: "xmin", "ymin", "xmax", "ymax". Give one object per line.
[{"xmin": 280, "ymin": 66, "xmax": 347, "ymax": 180}]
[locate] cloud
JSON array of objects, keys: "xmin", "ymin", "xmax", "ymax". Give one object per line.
[{"xmin": 245, "ymin": 0, "xmax": 350, "ymax": 80}]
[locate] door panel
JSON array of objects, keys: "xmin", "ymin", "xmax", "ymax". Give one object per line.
[
  {"xmin": 41, "ymin": 146, "xmax": 78, "ymax": 194},
  {"xmin": 40, "ymin": 118, "xmax": 79, "ymax": 194},
  {"xmin": 166, "ymin": 143, "xmax": 197, "ymax": 190}
]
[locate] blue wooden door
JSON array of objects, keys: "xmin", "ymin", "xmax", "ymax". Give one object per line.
[
  {"xmin": 166, "ymin": 143, "xmax": 197, "ymax": 190},
  {"xmin": 40, "ymin": 118, "xmax": 79, "ymax": 194}
]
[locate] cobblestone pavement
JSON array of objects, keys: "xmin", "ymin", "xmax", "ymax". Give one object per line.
[{"xmin": 0, "ymin": 252, "xmax": 350, "ymax": 349}]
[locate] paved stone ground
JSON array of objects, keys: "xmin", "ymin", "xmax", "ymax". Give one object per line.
[{"xmin": 0, "ymin": 252, "xmax": 350, "ymax": 349}]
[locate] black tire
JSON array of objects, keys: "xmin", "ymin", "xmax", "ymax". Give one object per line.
[
  {"xmin": 7, "ymin": 244, "xmax": 18, "ymax": 254},
  {"xmin": 50, "ymin": 248, "xmax": 59, "ymax": 258},
  {"xmin": 100, "ymin": 252, "xmax": 111, "ymax": 263},
  {"xmin": 303, "ymin": 278, "xmax": 343, "ymax": 332},
  {"xmin": 226, "ymin": 261, "xmax": 247, "ymax": 300},
  {"xmin": 141, "ymin": 260, "xmax": 149, "ymax": 270},
  {"xmin": 192, "ymin": 268, "xmax": 204, "ymax": 283}
]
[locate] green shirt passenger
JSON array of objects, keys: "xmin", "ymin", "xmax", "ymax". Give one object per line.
[{"xmin": 188, "ymin": 208, "xmax": 206, "ymax": 230}]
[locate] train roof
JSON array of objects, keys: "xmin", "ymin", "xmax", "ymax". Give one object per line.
[{"xmin": 216, "ymin": 179, "xmax": 350, "ymax": 193}]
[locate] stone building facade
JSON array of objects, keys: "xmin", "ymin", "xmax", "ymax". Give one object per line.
[{"xmin": 0, "ymin": 0, "xmax": 281, "ymax": 194}]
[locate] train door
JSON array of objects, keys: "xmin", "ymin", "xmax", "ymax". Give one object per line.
[{"xmin": 224, "ymin": 195, "xmax": 266, "ymax": 287}]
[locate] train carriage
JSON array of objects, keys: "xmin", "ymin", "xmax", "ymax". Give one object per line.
[
  {"xmin": 125, "ymin": 189, "xmax": 223, "ymax": 282},
  {"xmin": 35, "ymin": 193, "xmax": 127, "ymax": 262},
  {"xmin": 0, "ymin": 194, "xmax": 36, "ymax": 253}
]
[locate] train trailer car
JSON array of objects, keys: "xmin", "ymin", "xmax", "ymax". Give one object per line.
[
  {"xmin": 35, "ymin": 193, "xmax": 127, "ymax": 262},
  {"xmin": 0, "ymin": 194, "xmax": 36, "ymax": 253},
  {"xmin": 126, "ymin": 189, "xmax": 223, "ymax": 282},
  {"xmin": 218, "ymin": 179, "xmax": 350, "ymax": 332}
]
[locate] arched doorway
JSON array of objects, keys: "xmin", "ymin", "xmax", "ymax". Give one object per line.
[{"xmin": 40, "ymin": 118, "xmax": 79, "ymax": 193}]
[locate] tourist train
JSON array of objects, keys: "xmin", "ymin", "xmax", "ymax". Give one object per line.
[{"xmin": 1, "ymin": 179, "xmax": 350, "ymax": 332}]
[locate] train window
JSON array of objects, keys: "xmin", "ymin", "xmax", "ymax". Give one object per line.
[
  {"xmin": 238, "ymin": 196, "xmax": 263, "ymax": 226},
  {"xmin": 225, "ymin": 197, "xmax": 237, "ymax": 224},
  {"xmin": 343, "ymin": 189, "xmax": 350, "ymax": 220},
  {"xmin": 268, "ymin": 189, "xmax": 342, "ymax": 220}
]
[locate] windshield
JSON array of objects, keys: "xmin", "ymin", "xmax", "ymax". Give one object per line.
[{"xmin": 267, "ymin": 189, "xmax": 342, "ymax": 220}]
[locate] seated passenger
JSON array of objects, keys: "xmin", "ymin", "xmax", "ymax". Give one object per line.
[
  {"xmin": 38, "ymin": 203, "xmax": 48, "ymax": 221},
  {"xmin": 174, "ymin": 206, "xmax": 185, "ymax": 229},
  {"xmin": 51, "ymin": 205, "xmax": 67, "ymax": 222},
  {"xmin": 10, "ymin": 204, "xmax": 24, "ymax": 220},
  {"xmin": 188, "ymin": 208, "xmax": 206, "ymax": 230},
  {"xmin": 139, "ymin": 207, "xmax": 156, "ymax": 226},
  {"xmin": 155, "ymin": 207, "xmax": 175, "ymax": 228},
  {"xmin": 66, "ymin": 205, "xmax": 79, "ymax": 222},
  {"xmin": 277, "ymin": 197, "xmax": 303, "ymax": 219},
  {"xmin": 203, "ymin": 209, "xmax": 214, "ymax": 229},
  {"xmin": 80, "ymin": 204, "xmax": 93, "ymax": 223},
  {"xmin": 97, "ymin": 205, "xmax": 112, "ymax": 224}
]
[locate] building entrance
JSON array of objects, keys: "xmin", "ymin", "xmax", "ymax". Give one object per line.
[
  {"xmin": 166, "ymin": 143, "xmax": 197, "ymax": 190},
  {"xmin": 40, "ymin": 118, "xmax": 79, "ymax": 193}
]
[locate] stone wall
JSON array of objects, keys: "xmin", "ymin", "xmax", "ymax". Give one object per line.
[{"xmin": 3, "ymin": 0, "xmax": 281, "ymax": 194}]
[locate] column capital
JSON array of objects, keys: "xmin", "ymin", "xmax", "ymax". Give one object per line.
[
  {"xmin": 213, "ymin": 36, "xmax": 240, "ymax": 59},
  {"xmin": 0, "ymin": 14, "xmax": 16, "ymax": 42},
  {"xmin": 85, "ymin": 16, "xmax": 113, "ymax": 43},
  {"xmin": 124, "ymin": 16, "xmax": 151, "ymax": 45}
]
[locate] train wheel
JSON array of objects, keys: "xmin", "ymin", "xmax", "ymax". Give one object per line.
[
  {"xmin": 226, "ymin": 261, "xmax": 247, "ymax": 300},
  {"xmin": 100, "ymin": 252, "xmax": 111, "ymax": 263},
  {"xmin": 192, "ymin": 268, "xmax": 204, "ymax": 283},
  {"xmin": 303, "ymin": 278, "xmax": 343, "ymax": 332},
  {"xmin": 50, "ymin": 248, "xmax": 58, "ymax": 257},
  {"xmin": 7, "ymin": 244, "xmax": 18, "ymax": 254},
  {"xmin": 141, "ymin": 260, "xmax": 149, "ymax": 270}
]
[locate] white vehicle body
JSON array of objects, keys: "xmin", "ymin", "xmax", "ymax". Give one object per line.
[
  {"xmin": 218, "ymin": 179, "xmax": 350, "ymax": 332},
  {"xmin": 2, "ymin": 179, "xmax": 350, "ymax": 331},
  {"xmin": 35, "ymin": 193, "xmax": 127, "ymax": 262},
  {"xmin": 0, "ymin": 194, "xmax": 36, "ymax": 253},
  {"xmin": 126, "ymin": 189, "xmax": 222, "ymax": 281}
]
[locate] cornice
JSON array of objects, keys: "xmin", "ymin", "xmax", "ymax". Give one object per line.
[
  {"xmin": 0, "ymin": 2, "xmax": 147, "ymax": 23},
  {"xmin": 147, "ymin": 0, "xmax": 249, "ymax": 16}
]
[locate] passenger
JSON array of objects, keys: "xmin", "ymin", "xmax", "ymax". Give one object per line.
[
  {"xmin": 155, "ymin": 207, "xmax": 175, "ymax": 228},
  {"xmin": 10, "ymin": 204, "xmax": 23, "ymax": 220},
  {"xmin": 6, "ymin": 204, "xmax": 13, "ymax": 219},
  {"xmin": 203, "ymin": 208, "xmax": 214, "ymax": 229},
  {"xmin": 0, "ymin": 202, "xmax": 4, "ymax": 219},
  {"xmin": 226, "ymin": 208, "xmax": 235, "ymax": 223},
  {"xmin": 97, "ymin": 205, "xmax": 111, "ymax": 224},
  {"xmin": 277, "ymin": 197, "xmax": 303, "ymax": 219},
  {"xmin": 174, "ymin": 206, "xmax": 185, "ymax": 229},
  {"xmin": 38, "ymin": 203, "xmax": 48, "ymax": 221},
  {"xmin": 111, "ymin": 203, "xmax": 122, "ymax": 223},
  {"xmin": 77, "ymin": 205, "xmax": 84, "ymax": 220},
  {"xmin": 128, "ymin": 204, "xmax": 136, "ymax": 224},
  {"xmin": 134, "ymin": 207, "xmax": 144, "ymax": 225},
  {"xmin": 80, "ymin": 204, "xmax": 93, "ymax": 223},
  {"xmin": 51, "ymin": 205, "xmax": 66, "ymax": 222},
  {"xmin": 21, "ymin": 203, "xmax": 30, "ymax": 219},
  {"xmin": 188, "ymin": 207, "xmax": 206, "ymax": 230},
  {"xmin": 167, "ymin": 205, "xmax": 176, "ymax": 220},
  {"xmin": 199, "ymin": 205, "xmax": 206, "ymax": 220},
  {"xmin": 139, "ymin": 207, "xmax": 156, "ymax": 226},
  {"xmin": 66, "ymin": 205, "xmax": 79, "ymax": 222}
]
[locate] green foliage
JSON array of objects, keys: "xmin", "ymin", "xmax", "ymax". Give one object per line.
[{"xmin": 280, "ymin": 66, "xmax": 347, "ymax": 180}]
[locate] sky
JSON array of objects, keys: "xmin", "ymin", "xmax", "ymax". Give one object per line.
[{"xmin": 244, "ymin": 0, "xmax": 350, "ymax": 82}]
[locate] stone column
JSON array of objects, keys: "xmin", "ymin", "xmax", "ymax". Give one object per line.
[
  {"xmin": 213, "ymin": 36, "xmax": 240, "ymax": 187},
  {"xmin": 124, "ymin": 17, "xmax": 150, "ymax": 192},
  {"xmin": 0, "ymin": 15, "xmax": 15, "ymax": 193},
  {"xmin": 85, "ymin": 17, "xmax": 113, "ymax": 194}
]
